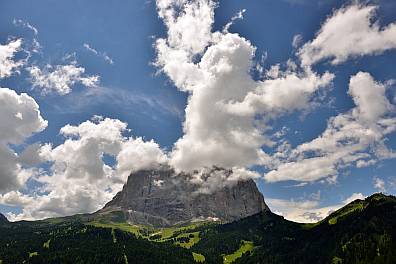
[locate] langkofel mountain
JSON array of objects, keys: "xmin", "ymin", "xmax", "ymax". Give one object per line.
[{"xmin": 97, "ymin": 166, "xmax": 268, "ymax": 226}]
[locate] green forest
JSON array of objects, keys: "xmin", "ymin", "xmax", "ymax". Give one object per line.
[{"xmin": 0, "ymin": 193, "xmax": 395, "ymax": 264}]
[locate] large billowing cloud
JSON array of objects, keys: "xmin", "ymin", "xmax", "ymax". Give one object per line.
[
  {"xmin": 155, "ymin": 0, "xmax": 333, "ymax": 172},
  {"xmin": 3, "ymin": 117, "xmax": 168, "ymax": 220},
  {"xmin": 265, "ymin": 72, "xmax": 396, "ymax": 183},
  {"xmin": 116, "ymin": 137, "xmax": 168, "ymax": 178},
  {"xmin": 0, "ymin": 39, "xmax": 24, "ymax": 78},
  {"xmin": 0, "ymin": 88, "xmax": 47, "ymax": 193},
  {"xmin": 299, "ymin": 4, "xmax": 396, "ymax": 66}
]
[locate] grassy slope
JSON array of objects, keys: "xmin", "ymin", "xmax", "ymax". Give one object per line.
[
  {"xmin": 175, "ymin": 232, "xmax": 201, "ymax": 248},
  {"xmin": 88, "ymin": 219, "xmax": 207, "ymax": 244},
  {"xmin": 193, "ymin": 252, "xmax": 205, "ymax": 262},
  {"xmin": 223, "ymin": 240, "xmax": 253, "ymax": 264}
]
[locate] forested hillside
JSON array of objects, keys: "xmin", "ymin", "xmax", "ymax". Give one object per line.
[{"xmin": 0, "ymin": 193, "xmax": 395, "ymax": 264}]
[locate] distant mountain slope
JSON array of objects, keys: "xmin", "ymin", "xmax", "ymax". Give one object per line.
[
  {"xmin": 97, "ymin": 166, "xmax": 268, "ymax": 226},
  {"xmin": 0, "ymin": 193, "xmax": 395, "ymax": 263},
  {"xmin": 0, "ymin": 213, "xmax": 8, "ymax": 223}
]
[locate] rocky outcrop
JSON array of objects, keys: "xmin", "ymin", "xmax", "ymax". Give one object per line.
[
  {"xmin": 98, "ymin": 166, "xmax": 268, "ymax": 226},
  {"xmin": 0, "ymin": 213, "xmax": 8, "ymax": 223}
]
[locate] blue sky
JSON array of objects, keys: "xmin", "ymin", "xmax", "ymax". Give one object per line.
[{"xmin": 1, "ymin": 0, "xmax": 396, "ymax": 222}]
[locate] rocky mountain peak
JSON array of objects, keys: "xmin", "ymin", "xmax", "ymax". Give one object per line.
[{"xmin": 99, "ymin": 166, "xmax": 269, "ymax": 226}]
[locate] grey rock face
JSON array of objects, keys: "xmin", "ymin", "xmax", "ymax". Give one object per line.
[{"xmin": 99, "ymin": 166, "xmax": 269, "ymax": 227}]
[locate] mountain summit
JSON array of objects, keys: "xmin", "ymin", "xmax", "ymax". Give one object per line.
[{"xmin": 97, "ymin": 166, "xmax": 268, "ymax": 226}]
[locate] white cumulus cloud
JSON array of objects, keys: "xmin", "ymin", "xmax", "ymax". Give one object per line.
[
  {"xmin": 6, "ymin": 117, "xmax": 168, "ymax": 220},
  {"xmin": 0, "ymin": 39, "xmax": 24, "ymax": 78},
  {"xmin": 0, "ymin": 88, "xmax": 47, "ymax": 193},
  {"xmin": 299, "ymin": 4, "xmax": 396, "ymax": 66},
  {"xmin": 28, "ymin": 63, "xmax": 99, "ymax": 95},
  {"xmin": 155, "ymin": 0, "xmax": 333, "ymax": 173},
  {"xmin": 265, "ymin": 72, "xmax": 396, "ymax": 183}
]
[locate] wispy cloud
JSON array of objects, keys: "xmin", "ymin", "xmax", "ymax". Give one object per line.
[
  {"xmin": 12, "ymin": 19, "xmax": 42, "ymax": 54},
  {"xmin": 373, "ymin": 176, "xmax": 386, "ymax": 192},
  {"xmin": 83, "ymin": 43, "xmax": 114, "ymax": 65},
  {"xmin": 223, "ymin": 9, "xmax": 246, "ymax": 32},
  {"xmin": 50, "ymin": 85, "xmax": 183, "ymax": 119},
  {"xmin": 13, "ymin": 19, "xmax": 39, "ymax": 35}
]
